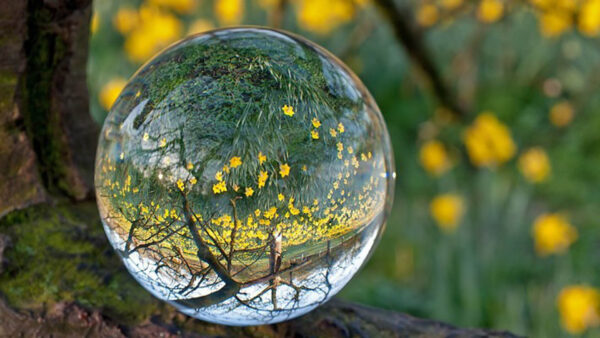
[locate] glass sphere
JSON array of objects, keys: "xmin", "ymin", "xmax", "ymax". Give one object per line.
[{"xmin": 95, "ymin": 27, "xmax": 394, "ymax": 326}]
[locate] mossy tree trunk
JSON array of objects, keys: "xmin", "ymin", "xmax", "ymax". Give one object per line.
[
  {"xmin": 0, "ymin": 0, "xmax": 519, "ymax": 336},
  {"xmin": 1, "ymin": 0, "xmax": 97, "ymax": 218}
]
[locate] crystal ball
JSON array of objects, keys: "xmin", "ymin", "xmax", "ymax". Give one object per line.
[{"xmin": 95, "ymin": 27, "xmax": 395, "ymax": 326}]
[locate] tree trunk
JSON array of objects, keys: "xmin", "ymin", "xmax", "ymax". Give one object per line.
[{"xmin": 0, "ymin": 1, "xmax": 519, "ymax": 337}]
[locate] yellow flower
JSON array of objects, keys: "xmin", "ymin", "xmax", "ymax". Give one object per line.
[
  {"xmin": 557, "ymin": 285, "xmax": 600, "ymax": 334},
  {"xmin": 420, "ymin": 140, "xmax": 451, "ymax": 176},
  {"xmin": 477, "ymin": 0, "xmax": 503, "ymax": 23},
  {"xmin": 539, "ymin": 11, "xmax": 572, "ymax": 37},
  {"xmin": 312, "ymin": 118, "xmax": 321, "ymax": 128},
  {"xmin": 123, "ymin": 5, "xmax": 183, "ymax": 63},
  {"xmin": 229, "ymin": 156, "xmax": 242, "ymax": 168},
  {"xmin": 190, "ymin": 177, "xmax": 197, "ymax": 185},
  {"xmin": 215, "ymin": 171, "xmax": 223, "ymax": 181},
  {"xmin": 91, "ymin": 12, "xmax": 100, "ymax": 35},
  {"xmin": 143, "ymin": 132, "xmax": 149, "ymax": 141},
  {"xmin": 518, "ymin": 147, "xmax": 551, "ymax": 183},
  {"xmin": 279, "ymin": 163, "xmax": 290, "ymax": 177},
  {"xmin": 532, "ymin": 213, "xmax": 577, "ymax": 256},
  {"xmin": 463, "ymin": 112, "xmax": 516, "ymax": 167},
  {"xmin": 113, "ymin": 7, "xmax": 138, "ymax": 34},
  {"xmin": 311, "ymin": 130, "xmax": 319, "ymax": 139},
  {"xmin": 278, "ymin": 193, "xmax": 285, "ymax": 201},
  {"xmin": 297, "ymin": 0, "xmax": 355, "ymax": 34},
  {"xmin": 579, "ymin": 0, "xmax": 600, "ymax": 36},
  {"xmin": 212, "ymin": 180, "xmax": 227, "ymax": 194},
  {"xmin": 258, "ymin": 152, "xmax": 267, "ymax": 164},
  {"xmin": 215, "ymin": 0, "xmax": 244, "ymax": 25},
  {"xmin": 338, "ymin": 122, "xmax": 345, "ymax": 133},
  {"xmin": 186, "ymin": 162, "xmax": 194, "ymax": 170},
  {"xmin": 223, "ymin": 164, "xmax": 230, "ymax": 174},
  {"xmin": 430, "ymin": 194, "xmax": 464, "ymax": 232},
  {"xmin": 258, "ymin": 170, "xmax": 268, "ymax": 188},
  {"xmin": 245, "ymin": 187, "xmax": 254, "ymax": 197},
  {"xmin": 416, "ymin": 4, "xmax": 439, "ymax": 27},
  {"xmin": 176, "ymin": 179, "xmax": 185, "ymax": 191},
  {"xmin": 147, "ymin": 0, "xmax": 197, "ymax": 14},
  {"xmin": 282, "ymin": 104, "xmax": 295, "ymax": 117},
  {"xmin": 99, "ymin": 78, "xmax": 127, "ymax": 111},
  {"xmin": 549, "ymin": 101, "xmax": 574, "ymax": 127},
  {"xmin": 159, "ymin": 138, "xmax": 167, "ymax": 147},
  {"xmin": 188, "ymin": 19, "xmax": 214, "ymax": 35},
  {"xmin": 329, "ymin": 128, "xmax": 337, "ymax": 137}
]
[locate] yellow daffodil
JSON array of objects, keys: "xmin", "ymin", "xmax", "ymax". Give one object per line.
[
  {"xmin": 557, "ymin": 285, "xmax": 600, "ymax": 334},
  {"xmin": 532, "ymin": 213, "xmax": 577, "ymax": 256},
  {"xmin": 430, "ymin": 194, "xmax": 464, "ymax": 232}
]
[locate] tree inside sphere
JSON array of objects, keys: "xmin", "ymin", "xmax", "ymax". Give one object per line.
[{"xmin": 95, "ymin": 27, "xmax": 395, "ymax": 326}]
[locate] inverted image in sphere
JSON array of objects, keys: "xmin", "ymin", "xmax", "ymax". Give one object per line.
[{"xmin": 95, "ymin": 27, "xmax": 395, "ymax": 326}]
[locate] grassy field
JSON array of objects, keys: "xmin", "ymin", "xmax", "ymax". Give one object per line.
[{"xmin": 89, "ymin": 1, "xmax": 600, "ymax": 336}]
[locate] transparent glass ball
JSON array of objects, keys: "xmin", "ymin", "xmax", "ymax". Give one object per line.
[{"xmin": 95, "ymin": 27, "xmax": 395, "ymax": 326}]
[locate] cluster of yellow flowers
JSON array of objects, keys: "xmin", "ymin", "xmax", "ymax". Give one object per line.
[
  {"xmin": 417, "ymin": 0, "xmax": 600, "ymax": 37},
  {"xmin": 463, "ymin": 112, "xmax": 516, "ymax": 168},
  {"xmin": 416, "ymin": 0, "xmax": 504, "ymax": 27},
  {"xmin": 558, "ymin": 285, "xmax": 600, "ymax": 334},
  {"xmin": 530, "ymin": 0, "xmax": 600, "ymax": 37},
  {"xmin": 114, "ymin": 4, "xmax": 184, "ymax": 63}
]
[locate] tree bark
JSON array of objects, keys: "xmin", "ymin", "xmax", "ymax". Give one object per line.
[
  {"xmin": 0, "ymin": 0, "xmax": 98, "ymax": 218},
  {"xmin": 0, "ymin": 1, "xmax": 519, "ymax": 337}
]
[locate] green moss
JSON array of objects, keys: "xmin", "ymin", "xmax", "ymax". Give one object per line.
[{"xmin": 0, "ymin": 203, "xmax": 160, "ymax": 324}]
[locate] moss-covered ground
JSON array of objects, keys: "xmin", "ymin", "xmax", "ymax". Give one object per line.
[{"xmin": 0, "ymin": 202, "xmax": 160, "ymax": 324}]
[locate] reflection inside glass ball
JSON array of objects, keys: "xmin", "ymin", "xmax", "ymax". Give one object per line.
[{"xmin": 95, "ymin": 27, "xmax": 394, "ymax": 326}]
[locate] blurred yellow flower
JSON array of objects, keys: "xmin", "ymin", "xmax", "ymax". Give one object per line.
[
  {"xmin": 518, "ymin": 147, "xmax": 551, "ymax": 183},
  {"xmin": 123, "ymin": 5, "xmax": 183, "ymax": 63},
  {"xmin": 463, "ymin": 112, "xmax": 516, "ymax": 167},
  {"xmin": 557, "ymin": 285, "xmax": 600, "ymax": 334},
  {"xmin": 430, "ymin": 194, "xmax": 464, "ymax": 232},
  {"xmin": 532, "ymin": 213, "xmax": 577, "ymax": 256},
  {"xmin": 147, "ymin": 0, "xmax": 197, "ymax": 14},
  {"xmin": 477, "ymin": 0, "xmax": 503, "ymax": 23},
  {"xmin": 297, "ymin": 0, "xmax": 356, "ymax": 34},
  {"xmin": 538, "ymin": 11, "xmax": 572, "ymax": 37},
  {"xmin": 416, "ymin": 4, "xmax": 439, "ymax": 27},
  {"xmin": 91, "ymin": 12, "xmax": 99, "ymax": 35},
  {"xmin": 113, "ymin": 7, "xmax": 139, "ymax": 34},
  {"xmin": 188, "ymin": 19, "xmax": 215, "ymax": 35},
  {"xmin": 419, "ymin": 140, "xmax": 451, "ymax": 176},
  {"xmin": 549, "ymin": 101, "xmax": 574, "ymax": 127},
  {"xmin": 99, "ymin": 78, "xmax": 127, "ymax": 111},
  {"xmin": 578, "ymin": 0, "xmax": 600, "ymax": 36},
  {"xmin": 245, "ymin": 187, "xmax": 254, "ymax": 197},
  {"xmin": 441, "ymin": 0, "xmax": 463, "ymax": 10},
  {"xmin": 215, "ymin": 0, "xmax": 244, "ymax": 25}
]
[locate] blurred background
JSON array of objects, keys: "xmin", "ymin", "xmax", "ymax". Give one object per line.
[{"xmin": 88, "ymin": 0, "xmax": 600, "ymax": 336}]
